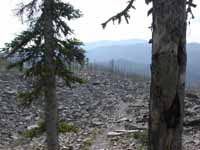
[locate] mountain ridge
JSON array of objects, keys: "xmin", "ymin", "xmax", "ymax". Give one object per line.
[{"xmin": 84, "ymin": 39, "xmax": 200, "ymax": 86}]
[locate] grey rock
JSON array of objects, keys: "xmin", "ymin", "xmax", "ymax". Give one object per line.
[
  {"xmin": 27, "ymin": 124, "xmax": 39, "ymax": 130},
  {"xmin": 107, "ymin": 132, "xmax": 123, "ymax": 137},
  {"xmin": 0, "ymin": 70, "xmax": 199, "ymax": 150}
]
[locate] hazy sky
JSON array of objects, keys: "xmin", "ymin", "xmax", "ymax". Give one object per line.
[{"xmin": 0, "ymin": 0, "xmax": 200, "ymax": 47}]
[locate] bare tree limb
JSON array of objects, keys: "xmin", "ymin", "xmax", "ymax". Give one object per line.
[
  {"xmin": 186, "ymin": 0, "xmax": 197, "ymax": 20},
  {"xmin": 101, "ymin": 0, "xmax": 136, "ymax": 29}
]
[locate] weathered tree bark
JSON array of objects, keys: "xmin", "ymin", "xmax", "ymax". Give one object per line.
[
  {"xmin": 149, "ymin": 0, "xmax": 187, "ymax": 150},
  {"xmin": 43, "ymin": 0, "xmax": 59, "ymax": 149}
]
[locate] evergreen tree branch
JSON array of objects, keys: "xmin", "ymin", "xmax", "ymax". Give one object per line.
[
  {"xmin": 53, "ymin": 1, "xmax": 82, "ymax": 19},
  {"xmin": 16, "ymin": 0, "xmax": 40, "ymax": 22},
  {"xmin": 3, "ymin": 30, "xmax": 38, "ymax": 57},
  {"xmin": 102, "ymin": 0, "xmax": 136, "ymax": 29},
  {"xmin": 17, "ymin": 80, "xmax": 43, "ymax": 107}
]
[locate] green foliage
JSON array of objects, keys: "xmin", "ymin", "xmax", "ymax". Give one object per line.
[
  {"xmin": 22, "ymin": 120, "xmax": 45, "ymax": 139},
  {"xmin": 81, "ymin": 146, "xmax": 90, "ymax": 150},
  {"xmin": 23, "ymin": 129, "xmax": 37, "ymax": 139},
  {"xmin": 23, "ymin": 120, "xmax": 78, "ymax": 139},
  {"xmin": 80, "ymin": 138, "xmax": 93, "ymax": 150},
  {"xmin": 79, "ymin": 128, "xmax": 100, "ymax": 150},
  {"xmin": 83, "ymin": 139, "xmax": 93, "ymax": 146},
  {"xmin": 3, "ymin": 0, "xmax": 86, "ymax": 105},
  {"xmin": 38, "ymin": 120, "xmax": 46, "ymax": 131},
  {"xmin": 80, "ymin": 128, "xmax": 101, "ymax": 150},
  {"xmin": 17, "ymin": 88, "xmax": 43, "ymax": 107},
  {"xmin": 58, "ymin": 122, "xmax": 79, "ymax": 133},
  {"xmin": 128, "ymin": 130, "xmax": 148, "ymax": 145},
  {"xmin": 138, "ymin": 145, "xmax": 145, "ymax": 150}
]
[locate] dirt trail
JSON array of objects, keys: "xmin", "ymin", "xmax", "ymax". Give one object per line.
[{"xmin": 90, "ymin": 101, "xmax": 130, "ymax": 150}]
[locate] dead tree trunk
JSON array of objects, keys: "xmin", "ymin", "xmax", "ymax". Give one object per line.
[{"xmin": 149, "ymin": 0, "xmax": 187, "ymax": 149}]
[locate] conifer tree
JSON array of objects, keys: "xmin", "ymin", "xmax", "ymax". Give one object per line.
[{"xmin": 3, "ymin": 0, "xmax": 85, "ymax": 149}]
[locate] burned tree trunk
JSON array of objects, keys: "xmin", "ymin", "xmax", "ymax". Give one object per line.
[{"xmin": 149, "ymin": 0, "xmax": 187, "ymax": 149}]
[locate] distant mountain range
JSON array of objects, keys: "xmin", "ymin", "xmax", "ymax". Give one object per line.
[
  {"xmin": 84, "ymin": 39, "xmax": 200, "ymax": 86},
  {"xmin": 85, "ymin": 40, "xmax": 151, "ymax": 64},
  {"xmin": 83, "ymin": 39, "xmax": 147, "ymax": 51}
]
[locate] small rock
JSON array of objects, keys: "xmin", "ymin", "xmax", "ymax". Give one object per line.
[
  {"xmin": 186, "ymin": 92, "xmax": 199, "ymax": 99},
  {"xmin": 25, "ymin": 116, "xmax": 32, "ymax": 121},
  {"xmin": 107, "ymin": 132, "xmax": 123, "ymax": 137},
  {"xmin": 91, "ymin": 118, "xmax": 104, "ymax": 126},
  {"xmin": 11, "ymin": 133, "xmax": 18, "ymax": 140},
  {"xmin": 92, "ymin": 80, "xmax": 101, "ymax": 85},
  {"xmin": 116, "ymin": 117, "xmax": 131, "ymax": 123},
  {"xmin": 61, "ymin": 146, "xmax": 73, "ymax": 150},
  {"xmin": 4, "ymin": 88, "xmax": 17, "ymax": 95},
  {"xmin": 80, "ymin": 101, "xmax": 85, "ymax": 105},
  {"xmin": 114, "ymin": 129, "xmax": 139, "ymax": 134},
  {"xmin": 27, "ymin": 124, "xmax": 39, "ymax": 130}
]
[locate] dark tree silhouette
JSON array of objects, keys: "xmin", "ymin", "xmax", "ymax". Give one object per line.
[{"xmin": 3, "ymin": 0, "xmax": 85, "ymax": 149}]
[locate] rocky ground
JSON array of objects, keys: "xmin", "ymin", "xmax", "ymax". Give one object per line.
[{"xmin": 0, "ymin": 69, "xmax": 200, "ymax": 150}]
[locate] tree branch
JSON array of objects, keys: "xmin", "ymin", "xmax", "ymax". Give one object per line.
[
  {"xmin": 101, "ymin": 0, "xmax": 136, "ymax": 29},
  {"xmin": 186, "ymin": 0, "xmax": 197, "ymax": 20},
  {"xmin": 16, "ymin": 0, "xmax": 39, "ymax": 23}
]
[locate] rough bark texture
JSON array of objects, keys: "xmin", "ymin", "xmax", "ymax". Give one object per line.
[
  {"xmin": 43, "ymin": 0, "xmax": 59, "ymax": 149},
  {"xmin": 149, "ymin": 0, "xmax": 187, "ymax": 150}
]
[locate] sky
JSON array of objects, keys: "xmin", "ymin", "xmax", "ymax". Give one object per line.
[{"xmin": 0, "ymin": 0, "xmax": 200, "ymax": 48}]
